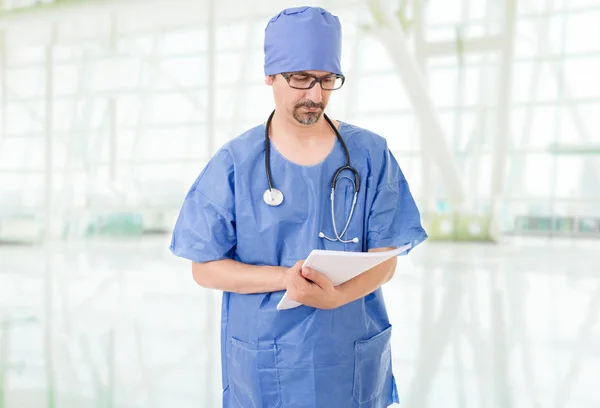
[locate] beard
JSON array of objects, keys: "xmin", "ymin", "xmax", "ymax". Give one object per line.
[{"xmin": 293, "ymin": 100, "xmax": 324, "ymax": 125}]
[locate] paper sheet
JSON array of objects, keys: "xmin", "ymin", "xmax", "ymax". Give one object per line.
[{"xmin": 276, "ymin": 243, "xmax": 412, "ymax": 310}]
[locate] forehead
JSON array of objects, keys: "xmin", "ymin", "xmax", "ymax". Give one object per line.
[{"xmin": 292, "ymin": 70, "xmax": 335, "ymax": 76}]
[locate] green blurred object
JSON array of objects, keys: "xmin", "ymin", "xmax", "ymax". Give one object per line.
[
  {"xmin": 85, "ymin": 213, "xmax": 144, "ymax": 237},
  {"xmin": 548, "ymin": 143, "xmax": 600, "ymax": 155},
  {"xmin": 514, "ymin": 216, "xmax": 600, "ymax": 235},
  {"xmin": 424, "ymin": 212, "xmax": 493, "ymax": 241},
  {"xmin": 0, "ymin": 215, "xmax": 44, "ymax": 244},
  {"xmin": 554, "ymin": 217, "xmax": 575, "ymax": 232},
  {"xmin": 0, "ymin": 0, "xmax": 109, "ymax": 15},
  {"xmin": 578, "ymin": 218, "xmax": 600, "ymax": 233}
]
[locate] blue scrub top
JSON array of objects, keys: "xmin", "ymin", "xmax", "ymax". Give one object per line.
[{"xmin": 170, "ymin": 121, "xmax": 428, "ymax": 408}]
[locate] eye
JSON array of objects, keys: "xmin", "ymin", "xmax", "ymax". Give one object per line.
[{"xmin": 293, "ymin": 75, "xmax": 311, "ymax": 82}]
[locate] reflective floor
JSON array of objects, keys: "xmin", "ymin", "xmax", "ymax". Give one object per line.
[{"xmin": 0, "ymin": 236, "xmax": 599, "ymax": 408}]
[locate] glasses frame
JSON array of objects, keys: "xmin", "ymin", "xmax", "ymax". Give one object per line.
[{"xmin": 280, "ymin": 71, "xmax": 346, "ymax": 90}]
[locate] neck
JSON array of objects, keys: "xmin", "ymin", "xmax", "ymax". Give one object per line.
[
  {"xmin": 267, "ymin": 109, "xmax": 339, "ymax": 166},
  {"xmin": 270, "ymin": 109, "xmax": 333, "ymax": 144}
]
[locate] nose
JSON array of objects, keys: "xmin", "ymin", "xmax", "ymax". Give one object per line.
[{"xmin": 305, "ymin": 83, "xmax": 323, "ymax": 104}]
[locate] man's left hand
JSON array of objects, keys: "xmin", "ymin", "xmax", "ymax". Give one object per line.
[{"xmin": 286, "ymin": 265, "xmax": 342, "ymax": 309}]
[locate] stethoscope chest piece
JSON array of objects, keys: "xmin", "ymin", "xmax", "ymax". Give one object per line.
[{"xmin": 263, "ymin": 188, "xmax": 284, "ymax": 206}]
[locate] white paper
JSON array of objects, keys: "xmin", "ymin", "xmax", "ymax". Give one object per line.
[{"xmin": 276, "ymin": 243, "xmax": 412, "ymax": 310}]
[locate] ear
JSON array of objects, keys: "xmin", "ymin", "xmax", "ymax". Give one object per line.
[{"xmin": 265, "ymin": 75, "xmax": 274, "ymax": 86}]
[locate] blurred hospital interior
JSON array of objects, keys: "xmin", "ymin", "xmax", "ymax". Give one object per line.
[{"xmin": 0, "ymin": 0, "xmax": 599, "ymax": 407}]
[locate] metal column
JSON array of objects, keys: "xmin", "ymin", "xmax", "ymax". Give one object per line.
[
  {"xmin": 489, "ymin": 0, "xmax": 517, "ymax": 240},
  {"xmin": 366, "ymin": 0, "xmax": 466, "ymax": 209},
  {"xmin": 205, "ymin": 1, "xmax": 219, "ymax": 407}
]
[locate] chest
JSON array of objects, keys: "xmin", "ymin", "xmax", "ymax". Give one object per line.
[{"xmin": 234, "ymin": 163, "xmax": 370, "ymax": 263}]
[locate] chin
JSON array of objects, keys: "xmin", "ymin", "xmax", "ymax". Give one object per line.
[{"xmin": 293, "ymin": 110, "xmax": 323, "ymax": 126}]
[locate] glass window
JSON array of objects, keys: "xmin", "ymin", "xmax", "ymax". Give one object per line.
[
  {"xmin": 565, "ymin": 11, "xmax": 600, "ymax": 53},
  {"xmin": 511, "ymin": 106, "xmax": 559, "ymax": 149},
  {"xmin": 563, "ymin": 57, "xmax": 600, "ymax": 99},
  {"xmin": 6, "ymin": 67, "xmax": 45, "ymax": 98},
  {"xmin": 162, "ymin": 29, "xmax": 207, "ymax": 55},
  {"xmin": 426, "ymin": 0, "xmax": 465, "ymax": 25},
  {"xmin": 89, "ymin": 57, "xmax": 142, "ymax": 92},
  {"xmin": 352, "ymin": 113, "xmax": 419, "ymax": 153},
  {"xmin": 512, "ymin": 61, "xmax": 559, "ymax": 102},
  {"xmin": 6, "ymin": 102, "xmax": 44, "ymax": 134},
  {"xmin": 154, "ymin": 56, "xmax": 206, "ymax": 89},
  {"xmin": 577, "ymin": 104, "xmax": 600, "ymax": 141},
  {"xmin": 355, "ymin": 73, "xmax": 410, "ymax": 112},
  {"xmin": 359, "ymin": 38, "xmax": 395, "ymax": 73}
]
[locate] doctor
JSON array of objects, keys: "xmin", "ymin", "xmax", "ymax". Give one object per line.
[{"xmin": 170, "ymin": 6, "xmax": 428, "ymax": 408}]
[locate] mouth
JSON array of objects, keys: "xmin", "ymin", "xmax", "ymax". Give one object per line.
[{"xmin": 300, "ymin": 106, "xmax": 322, "ymax": 112}]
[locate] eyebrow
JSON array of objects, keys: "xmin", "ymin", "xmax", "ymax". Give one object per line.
[{"xmin": 294, "ymin": 71, "xmax": 335, "ymax": 77}]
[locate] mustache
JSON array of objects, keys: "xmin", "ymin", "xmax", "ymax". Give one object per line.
[{"xmin": 295, "ymin": 101, "xmax": 324, "ymax": 110}]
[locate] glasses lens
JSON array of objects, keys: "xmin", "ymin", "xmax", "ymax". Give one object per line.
[
  {"xmin": 287, "ymin": 74, "xmax": 314, "ymax": 89},
  {"xmin": 321, "ymin": 76, "xmax": 344, "ymax": 90},
  {"xmin": 286, "ymin": 74, "xmax": 344, "ymax": 90}
]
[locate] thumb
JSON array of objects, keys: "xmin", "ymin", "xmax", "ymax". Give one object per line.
[{"xmin": 302, "ymin": 268, "xmax": 331, "ymax": 288}]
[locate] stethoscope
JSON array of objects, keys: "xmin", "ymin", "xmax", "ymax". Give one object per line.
[{"xmin": 263, "ymin": 109, "xmax": 361, "ymax": 244}]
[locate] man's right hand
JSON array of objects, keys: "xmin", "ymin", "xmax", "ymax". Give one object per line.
[{"xmin": 285, "ymin": 260, "xmax": 341, "ymax": 309}]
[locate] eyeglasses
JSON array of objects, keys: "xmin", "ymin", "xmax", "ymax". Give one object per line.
[{"xmin": 280, "ymin": 72, "xmax": 345, "ymax": 90}]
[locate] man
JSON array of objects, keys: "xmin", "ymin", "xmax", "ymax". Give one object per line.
[{"xmin": 170, "ymin": 6, "xmax": 427, "ymax": 408}]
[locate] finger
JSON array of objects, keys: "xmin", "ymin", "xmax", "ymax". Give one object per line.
[
  {"xmin": 288, "ymin": 260, "xmax": 304, "ymax": 275},
  {"xmin": 302, "ymin": 268, "xmax": 332, "ymax": 289},
  {"xmin": 290, "ymin": 266, "xmax": 309, "ymax": 288},
  {"xmin": 286, "ymin": 260, "xmax": 304, "ymax": 279}
]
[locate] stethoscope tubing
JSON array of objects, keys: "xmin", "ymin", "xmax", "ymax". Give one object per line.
[{"xmin": 264, "ymin": 109, "xmax": 360, "ymax": 243}]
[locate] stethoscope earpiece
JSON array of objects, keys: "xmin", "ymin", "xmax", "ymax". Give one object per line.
[{"xmin": 264, "ymin": 109, "xmax": 360, "ymax": 244}]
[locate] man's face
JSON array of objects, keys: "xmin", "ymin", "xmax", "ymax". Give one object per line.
[{"xmin": 266, "ymin": 70, "xmax": 339, "ymax": 126}]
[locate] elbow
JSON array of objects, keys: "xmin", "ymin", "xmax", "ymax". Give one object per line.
[
  {"xmin": 384, "ymin": 260, "xmax": 397, "ymax": 283},
  {"xmin": 192, "ymin": 262, "xmax": 216, "ymax": 289}
]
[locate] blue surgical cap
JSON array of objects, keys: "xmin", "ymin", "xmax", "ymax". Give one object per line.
[{"xmin": 264, "ymin": 6, "xmax": 343, "ymax": 76}]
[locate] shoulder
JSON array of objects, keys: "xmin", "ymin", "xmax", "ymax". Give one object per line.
[
  {"xmin": 222, "ymin": 124, "xmax": 265, "ymax": 160},
  {"xmin": 339, "ymin": 121, "xmax": 406, "ymax": 187},
  {"xmin": 192, "ymin": 124, "xmax": 264, "ymax": 188},
  {"xmin": 200, "ymin": 124, "xmax": 264, "ymax": 174},
  {"xmin": 340, "ymin": 121, "xmax": 391, "ymax": 161}
]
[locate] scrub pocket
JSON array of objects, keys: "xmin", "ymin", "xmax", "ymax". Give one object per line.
[
  {"xmin": 352, "ymin": 325, "xmax": 393, "ymax": 404},
  {"xmin": 228, "ymin": 337, "xmax": 282, "ymax": 408}
]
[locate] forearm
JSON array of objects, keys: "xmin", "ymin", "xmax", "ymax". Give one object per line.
[
  {"xmin": 192, "ymin": 259, "xmax": 287, "ymax": 294},
  {"xmin": 335, "ymin": 257, "xmax": 396, "ymax": 307}
]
